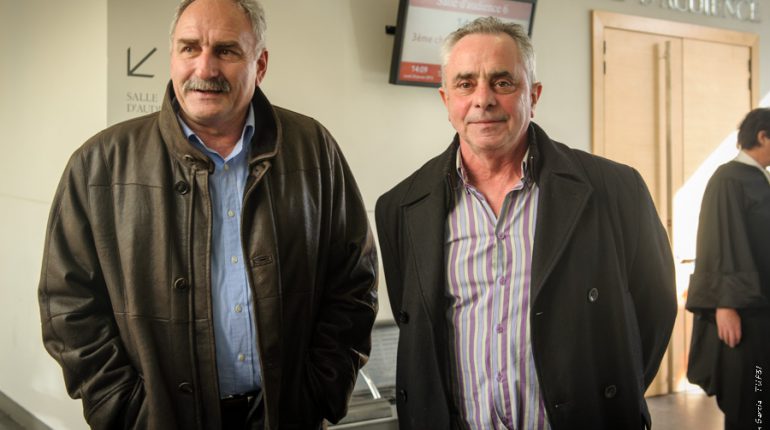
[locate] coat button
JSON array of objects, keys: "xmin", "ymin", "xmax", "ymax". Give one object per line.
[
  {"xmin": 178, "ymin": 382, "xmax": 193, "ymax": 394},
  {"xmin": 175, "ymin": 180, "xmax": 190, "ymax": 195},
  {"xmin": 398, "ymin": 389, "xmax": 408, "ymax": 403},
  {"xmin": 173, "ymin": 277, "xmax": 189, "ymax": 291},
  {"xmin": 604, "ymin": 384, "xmax": 617, "ymax": 399},
  {"xmin": 588, "ymin": 288, "xmax": 599, "ymax": 302},
  {"xmin": 397, "ymin": 310, "xmax": 409, "ymax": 324}
]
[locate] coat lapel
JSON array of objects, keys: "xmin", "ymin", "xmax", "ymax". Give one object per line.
[
  {"xmin": 530, "ymin": 126, "xmax": 593, "ymax": 302},
  {"xmin": 399, "ymin": 141, "xmax": 456, "ymax": 325},
  {"xmin": 400, "ymin": 143, "xmax": 457, "ymax": 413},
  {"xmin": 403, "ymin": 183, "xmax": 449, "ymax": 323}
]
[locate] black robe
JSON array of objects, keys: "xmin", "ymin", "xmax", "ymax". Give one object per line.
[{"xmin": 686, "ymin": 160, "xmax": 770, "ymax": 427}]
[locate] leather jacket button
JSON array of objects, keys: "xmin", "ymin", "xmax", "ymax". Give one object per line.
[
  {"xmin": 175, "ymin": 181, "xmax": 190, "ymax": 195},
  {"xmin": 173, "ymin": 277, "xmax": 189, "ymax": 291},
  {"xmin": 604, "ymin": 384, "xmax": 617, "ymax": 399},
  {"xmin": 398, "ymin": 389, "xmax": 408, "ymax": 403},
  {"xmin": 588, "ymin": 288, "xmax": 599, "ymax": 302},
  {"xmin": 397, "ymin": 310, "xmax": 409, "ymax": 324},
  {"xmin": 178, "ymin": 382, "xmax": 193, "ymax": 394}
]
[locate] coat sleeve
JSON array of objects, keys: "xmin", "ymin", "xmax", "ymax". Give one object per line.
[
  {"xmin": 626, "ymin": 169, "xmax": 677, "ymax": 388},
  {"xmin": 303, "ymin": 134, "xmax": 379, "ymax": 423},
  {"xmin": 686, "ymin": 172, "xmax": 765, "ymax": 311},
  {"xmin": 38, "ymin": 150, "xmax": 145, "ymax": 429}
]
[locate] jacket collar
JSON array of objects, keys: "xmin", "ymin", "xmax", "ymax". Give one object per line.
[
  {"xmin": 398, "ymin": 120, "xmax": 593, "ymax": 309},
  {"xmin": 400, "ymin": 122, "xmax": 547, "ymax": 208},
  {"xmin": 158, "ymin": 81, "xmax": 281, "ymax": 172}
]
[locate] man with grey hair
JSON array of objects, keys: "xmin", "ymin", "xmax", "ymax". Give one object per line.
[
  {"xmin": 376, "ymin": 17, "xmax": 676, "ymax": 429},
  {"xmin": 38, "ymin": 0, "xmax": 377, "ymax": 429}
]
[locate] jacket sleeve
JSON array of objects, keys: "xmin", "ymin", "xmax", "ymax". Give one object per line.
[
  {"xmin": 38, "ymin": 150, "xmax": 144, "ymax": 429},
  {"xmin": 304, "ymin": 135, "xmax": 379, "ymax": 423},
  {"xmin": 627, "ymin": 169, "xmax": 677, "ymax": 388}
]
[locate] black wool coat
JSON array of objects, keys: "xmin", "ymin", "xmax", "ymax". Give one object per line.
[{"xmin": 375, "ymin": 123, "xmax": 677, "ymax": 430}]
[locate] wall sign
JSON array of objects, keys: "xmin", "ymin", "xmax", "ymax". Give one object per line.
[
  {"xmin": 389, "ymin": 0, "xmax": 537, "ymax": 87},
  {"xmin": 108, "ymin": 0, "xmax": 177, "ymax": 125},
  {"xmin": 637, "ymin": 0, "xmax": 761, "ymax": 22}
]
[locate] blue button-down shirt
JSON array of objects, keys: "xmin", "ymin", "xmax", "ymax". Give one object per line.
[{"xmin": 178, "ymin": 107, "xmax": 262, "ymax": 397}]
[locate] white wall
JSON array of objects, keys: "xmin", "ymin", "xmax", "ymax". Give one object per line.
[
  {"xmin": 1, "ymin": 0, "xmax": 769, "ymax": 429},
  {"xmin": 0, "ymin": 1, "xmax": 106, "ymax": 429}
]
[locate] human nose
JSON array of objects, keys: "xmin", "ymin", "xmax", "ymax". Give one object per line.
[
  {"xmin": 472, "ymin": 83, "xmax": 497, "ymax": 109},
  {"xmin": 194, "ymin": 50, "xmax": 220, "ymax": 79}
]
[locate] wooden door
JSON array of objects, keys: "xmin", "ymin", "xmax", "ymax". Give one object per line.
[
  {"xmin": 602, "ymin": 28, "xmax": 682, "ymax": 229},
  {"xmin": 593, "ymin": 11, "xmax": 758, "ymax": 397},
  {"xmin": 671, "ymin": 37, "xmax": 752, "ymax": 395}
]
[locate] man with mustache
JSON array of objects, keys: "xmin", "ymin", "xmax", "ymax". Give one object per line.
[
  {"xmin": 38, "ymin": 0, "xmax": 377, "ymax": 429},
  {"xmin": 376, "ymin": 17, "xmax": 676, "ymax": 429}
]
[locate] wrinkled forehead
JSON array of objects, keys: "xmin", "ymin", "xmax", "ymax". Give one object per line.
[
  {"xmin": 446, "ymin": 34, "xmax": 524, "ymax": 76},
  {"xmin": 173, "ymin": 0, "xmax": 256, "ymax": 46}
]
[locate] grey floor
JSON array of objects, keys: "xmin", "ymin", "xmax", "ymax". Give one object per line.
[
  {"xmin": 648, "ymin": 391, "xmax": 723, "ymax": 430},
  {"xmin": 0, "ymin": 391, "xmax": 723, "ymax": 429}
]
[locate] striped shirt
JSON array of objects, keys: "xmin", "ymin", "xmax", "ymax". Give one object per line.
[{"xmin": 445, "ymin": 148, "xmax": 550, "ymax": 430}]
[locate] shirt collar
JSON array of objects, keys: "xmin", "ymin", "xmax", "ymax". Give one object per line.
[
  {"xmin": 455, "ymin": 145, "xmax": 533, "ymax": 187},
  {"xmin": 734, "ymin": 150, "xmax": 770, "ymax": 185},
  {"xmin": 175, "ymin": 105, "xmax": 256, "ymax": 163}
]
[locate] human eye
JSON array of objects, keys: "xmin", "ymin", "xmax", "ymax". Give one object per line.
[
  {"xmin": 217, "ymin": 46, "xmax": 242, "ymax": 59},
  {"xmin": 494, "ymin": 79, "xmax": 516, "ymax": 93},
  {"xmin": 455, "ymin": 80, "xmax": 474, "ymax": 92},
  {"xmin": 177, "ymin": 43, "xmax": 197, "ymax": 55}
]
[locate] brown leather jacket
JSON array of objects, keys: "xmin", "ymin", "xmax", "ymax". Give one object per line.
[{"xmin": 38, "ymin": 83, "xmax": 378, "ymax": 429}]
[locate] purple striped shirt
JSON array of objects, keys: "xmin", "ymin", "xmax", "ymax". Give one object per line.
[{"xmin": 445, "ymin": 149, "xmax": 549, "ymax": 430}]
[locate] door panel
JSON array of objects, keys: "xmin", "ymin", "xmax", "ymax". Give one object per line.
[
  {"xmin": 682, "ymin": 40, "xmax": 751, "ymax": 180},
  {"xmin": 603, "ymin": 28, "xmax": 680, "ymax": 222}
]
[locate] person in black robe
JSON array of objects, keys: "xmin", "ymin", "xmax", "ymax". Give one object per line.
[{"xmin": 687, "ymin": 107, "xmax": 770, "ymax": 430}]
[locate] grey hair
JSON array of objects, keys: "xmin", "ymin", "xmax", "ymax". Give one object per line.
[
  {"xmin": 441, "ymin": 17, "xmax": 536, "ymax": 87},
  {"xmin": 169, "ymin": 0, "xmax": 267, "ymax": 54}
]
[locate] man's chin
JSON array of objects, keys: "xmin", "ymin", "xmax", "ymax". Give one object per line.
[
  {"xmin": 462, "ymin": 135, "xmax": 522, "ymax": 153},
  {"xmin": 180, "ymin": 109, "xmax": 227, "ymax": 127}
]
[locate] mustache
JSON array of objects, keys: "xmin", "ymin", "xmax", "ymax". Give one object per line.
[
  {"xmin": 466, "ymin": 115, "xmax": 508, "ymax": 123},
  {"xmin": 183, "ymin": 77, "xmax": 231, "ymax": 93}
]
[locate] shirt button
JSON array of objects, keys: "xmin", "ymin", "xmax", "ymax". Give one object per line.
[
  {"xmin": 496, "ymin": 324, "xmax": 504, "ymax": 333},
  {"xmin": 234, "ymin": 304, "xmax": 243, "ymax": 313},
  {"xmin": 498, "ymin": 233, "xmax": 506, "ymax": 240},
  {"xmin": 178, "ymin": 382, "xmax": 193, "ymax": 394},
  {"xmin": 497, "ymin": 372, "xmax": 504, "ymax": 382},
  {"xmin": 237, "ymin": 353, "xmax": 245, "ymax": 362},
  {"xmin": 588, "ymin": 288, "xmax": 599, "ymax": 302},
  {"xmin": 223, "ymin": 164, "xmax": 230, "ymax": 171},
  {"xmin": 227, "ymin": 209, "xmax": 235, "ymax": 217},
  {"xmin": 604, "ymin": 384, "xmax": 617, "ymax": 398},
  {"xmin": 231, "ymin": 256, "xmax": 238, "ymax": 264}
]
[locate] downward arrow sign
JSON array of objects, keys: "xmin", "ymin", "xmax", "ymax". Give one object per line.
[{"xmin": 127, "ymin": 47, "xmax": 157, "ymax": 78}]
